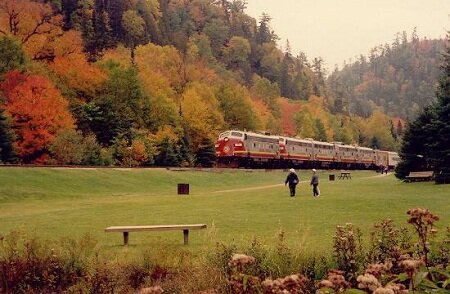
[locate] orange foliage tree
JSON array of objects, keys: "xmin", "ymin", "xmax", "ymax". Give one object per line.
[
  {"xmin": 49, "ymin": 32, "xmax": 106, "ymax": 100},
  {"xmin": 278, "ymin": 97, "xmax": 301, "ymax": 136},
  {"xmin": 0, "ymin": 70, "xmax": 75, "ymax": 163},
  {"xmin": 0, "ymin": 0, "xmax": 65, "ymax": 61}
]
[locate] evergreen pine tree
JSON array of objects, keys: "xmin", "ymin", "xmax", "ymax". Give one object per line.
[
  {"xmin": 81, "ymin": 8, "xmax": 97, "ymax": 60},
  {"xmin": 279, "ymin": 53, "xmax": 294, "ymax": 98},
  {"xmin": 256, "ymin": 13, "xmax": 275, "ymax": 44},
  {"xmin": 370, "ymin": 136, "xmax": 380, "ymax": 149},
  {"xmin": 0, "ymin": 108, "xmax": 17, "ymax": 163},
  {"xmin": 389, "ymin": 120, "xmax": 397, "ymax": 141},
  {"xmin": 85, "ymin": 0, "xmax": 114, "ymax": 60},
  {"xmin": 155, "ymin": 137, "xmax": 180, "ymax": 167},
  {"xmin": 0, "ymin": 37, "xmax": 27, "ymax": 75},
  {"xmin": 396, "ymin": 120, "xmax": 403, "ymax": 137},
  {"xmin": 395, "ymin": 106, "xmax": 435, "ymax": 179},
  {"xmin": 430, "ymin": 36, "xmax": 450, "ymax": 182},
  {"xmin": 177, "ymin": 127, "xmax": 194, "ymax": 167},
  {"xmin": 314, "ymin": 119, "xmax": 328, "ymax": 141},
  {"xmin": 195, "ymin": 137, "xmax": 216, "ymax": 167}
]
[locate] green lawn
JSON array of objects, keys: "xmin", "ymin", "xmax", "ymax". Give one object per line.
[{"xmin": 0, "ymin": 167, "xmax": 449, "ymax": 258}]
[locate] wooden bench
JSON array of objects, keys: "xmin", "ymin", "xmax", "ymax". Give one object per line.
[
  {"xmin": 404, "ymin": 171, "xmax": 434, "ymax": 182},
  {"xmin": 105, "ymin": 224, "xmax": 207, "ymax": 245},
  {"xmin": 339, "ymin": 171, "xmax": 351, "ymax": 180}
]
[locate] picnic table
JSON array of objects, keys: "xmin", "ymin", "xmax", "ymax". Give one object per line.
[{"xmin": 339, "ymin": 171, "xmax": 351, "ymax": 180}]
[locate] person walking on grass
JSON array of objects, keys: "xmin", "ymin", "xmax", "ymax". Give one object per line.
[
  {"xmin": 285, "ymin": 168, "xmax": 299, "ymax": 197},
  {"xmin": 310, "ymin": 169, "xmax": 320, "ymax": 197}
]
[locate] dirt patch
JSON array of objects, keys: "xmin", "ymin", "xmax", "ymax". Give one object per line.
[{"xmin": 213, "ymin": 181, "xmax": 308, "ymax": 193}]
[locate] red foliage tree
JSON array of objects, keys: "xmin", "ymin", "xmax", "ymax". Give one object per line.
[{"xmin": 0, "ymin": 70, "xmax": 75, "ymax": 163}]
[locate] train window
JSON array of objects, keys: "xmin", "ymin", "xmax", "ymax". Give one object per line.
[
  {"xmin": 219, "ymin": 131, "xmax": 230, "ymax": 139},
  {"xmin": 253, "ymin": 143, "xmax": 256, "ymax": 148},
  {"xmin": 248, "ymin": 135, "xmax": 278, "ymax": 144},
  {"xmin": 231, "ymin": 131, "xmax": 243, "ymax": 137}
]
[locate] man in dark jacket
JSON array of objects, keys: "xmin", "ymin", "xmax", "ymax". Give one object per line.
[
  {"xmin": 310, "ymin": 169, "xmax": 319, "ymax": 197},
  {"xmin": 285, "ymin": 168, "xmax": 299, "ymax": 197}
]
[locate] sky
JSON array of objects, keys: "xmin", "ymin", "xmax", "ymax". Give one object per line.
[{"xmin": 245, "ymin": 0, "xmax": 450, "ymax": 70}]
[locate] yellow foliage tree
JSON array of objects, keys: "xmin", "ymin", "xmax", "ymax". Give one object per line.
[
  {"xmin": 250, "ymin": 95, "xmax": 281, "ymax": 134},
  {"xmin": 294, "ymin": 108, "xmax": 316, "ymax": 139},
  {"xmin": 358, "ymin": 109, "xmax": 395, "ymax": 150},
  {"xmin": 181, "ymin": 82, "xmax": 225, "ymax": 149},
  {"xmin": 135, "ymin": 43, "xmax": 185, "ymax": 94},
  {"xmin": 303, "ymin": 96, "xmax": 334, "ymax": 139},
  {"xmin": 101, "ymin": 45, "xmax": 180, "ymax": 133}
]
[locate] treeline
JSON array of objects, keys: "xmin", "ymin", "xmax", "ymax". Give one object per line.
[
  {"xmin": 0, "ymin": 0, "xmax": 425, "ymax": 166},
  {"xmin": 55, "ymin": 0, "xmax": 327, "ymax": 100},
  {"xmin": 395, "ymin": 37, "xmax": 450, "ymax": 182},
  {"xmin": 328, "ymin": 31, "xmax": 445, "ymax": 119}
]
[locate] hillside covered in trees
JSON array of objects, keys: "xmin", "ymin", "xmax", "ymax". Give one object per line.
[
  {"xmin": 395, "ymin": 36, "xmax": 450, "ymax": 182},
  {"xmin": 0, "ymin": 0, "xmax": 445, "ymax": 166},
  {"xmin": 328, "ymin": 32, "xmax": 445, "ymax": 119}
]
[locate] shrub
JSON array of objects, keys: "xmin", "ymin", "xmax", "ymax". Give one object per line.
[
  {"xmin": 332, "ymin": 223, "xmax": 365, "ymax": 282},
  {"xmin": 367, "ymin": 219, "xmax": 412, "ymax": 273},
  {"xmin": 49, "ymin": 130, "xmax": 104, "ymax": 166},
  {"xmin": 2, "ymin": 207, "xmax": 449, "ymax": 293},
  {"xmin": 81, "ymin": 134, "xmax": 103, "ymax": 165},
  {"xmin": 49, "ymin": 129, "xmax": 85, "ymax": 165},
  {"xmin": 0, "ymin": 231, "xmax": 85, "ymax": 293},
  {"xmin": 406, "ymin": 207, "xmax": 439, "ymax": 266}
]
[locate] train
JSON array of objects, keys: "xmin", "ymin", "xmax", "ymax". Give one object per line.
[{"xmin": 215, "ymin": 130, "xmax": 399, "ymax": 169}]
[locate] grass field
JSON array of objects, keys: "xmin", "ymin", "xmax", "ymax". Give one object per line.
[{"xmin": 0, "ymin": 167, "xmax": 449, "ymax": 259}]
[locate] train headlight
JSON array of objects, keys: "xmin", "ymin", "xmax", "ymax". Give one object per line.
[
  {"xmin": 214, "ymin": 144, "xmax": 219, "ymax": 148},
  {"xmin": 234, "ymin": 143, "xmax": 243, "ymax": 147},
  {"xmin": 223, "ymin": 146, "xmax": 230, "ymax": 153}
]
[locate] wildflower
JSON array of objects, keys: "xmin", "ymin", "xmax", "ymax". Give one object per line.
[
  {"xmin": 357, "ymin": 273, "xmax": 382, "ymax": 291},
  {"xmin": 198, "ymin": 291, "xmax": 217, "ymax": 294},
  {"xmin": 317, "ymin": 270, "xmax": 351, "ymax": 292},
  {"xmin": 373, "ymin": 287, "xmax": 395, "ymax": 294},
  {"xmin": 316, "ymin": 279, "xmax": 333, "ymax": 289},
  {"xmin": 407, "ymin": 208, "xmax": 439, "ymax": 226},
  {"xmin": 139, "ymin": 286, "xmax": 163, "ymax": 294},
  {"xmin": 364, "ymin": 261, "xmax": 392, "ymax": 278},
  {"xmin": 262, "ymin": 274, "xmax": 309, "ymax": 293},
  {"xmin": 373, "ymin": 283, "xmax": 407, "ymax": 294},
  {"xmin": 228, "ymin": 253, "xmax": 255, "ymax": 267},
  {"xmin": 399, "ymin": 258, "xmax": 424, "ymax": 275}
]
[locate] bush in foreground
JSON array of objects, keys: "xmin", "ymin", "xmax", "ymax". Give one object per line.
[{"xmin": 1, "ymin": 208, "xmax": 449, "ymax": 293}]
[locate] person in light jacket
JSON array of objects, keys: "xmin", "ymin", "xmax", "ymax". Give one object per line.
[
  {"xmin": 310, "ymin": 169, "xmax": 319, "ymax": 197},
  {"xmin": 285, "ymin": 168, "xmax": 299, "ymax": 197}
]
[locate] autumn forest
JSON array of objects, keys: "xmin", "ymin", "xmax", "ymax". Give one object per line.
[{"xmin": 0, "ymin": 0, "xmax": 445, "ymax": 166}]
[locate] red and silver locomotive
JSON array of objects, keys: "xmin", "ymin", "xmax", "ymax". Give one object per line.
[
  {"xmin": 215, "ymin": 130, "xmax": 280, "ymax": 167},
  {"xmin": 215, "ymin": 130, "xmax": 399, "ymax": 169}
]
